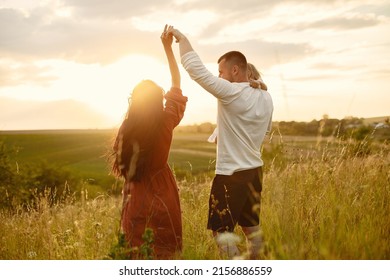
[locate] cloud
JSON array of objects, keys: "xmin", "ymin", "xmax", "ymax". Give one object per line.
[
  {"xmin": 177, "ymin": 0, "xmax": 350, "ymax": 15},
  {"xmin": 179, "ymin": 0, "xmax": 271, "ymax": 15},
  {"xmin": 308, "ymin": 62, "xmax": 365, "ymax": 71},
  {"xmin": 0, "ymin": 6, "xmax": 165, "ymax": 65},
  {"xmin": 179, "ymin": 0, "xmax": 362, "ymax": 20},
  {"xmin": 359, "ymin": 68, "xmax": 390, "ymax": 80},
  {"xmin": 0, "ymin": 97, "xmax": 114, "ymax": 130},
  {"xmin": 350, "ymin": 2, "xmax": 390, "ymax": 18},
  {"xmin": 64, "ymin": 0, "xmax": 170, "ymax": 19},
  {"xmin": 2, "ymin": 1, "xmax": 388, "ymax": 62},
  {"xmin": 0, "ymin": 60, "xmax": 57, "ymax": 87},
  {"xmin": 195, "ymin": 39, "xmax": 317, "ymax": 69},
  {"xmin": 286, "ymin": 74, "xmax": 344, "ymax": 82},
  {"xmin": 0, "ymin": 0, "xmax": 388, "ymax": 74},
  {"xmin": 301, "ymin": 13, "xmax": 384, "ymax": 31}
]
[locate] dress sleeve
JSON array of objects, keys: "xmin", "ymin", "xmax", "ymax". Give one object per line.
[{"xmin": 164, "ymin": 87, "xmax": 188, "ymax": 129}]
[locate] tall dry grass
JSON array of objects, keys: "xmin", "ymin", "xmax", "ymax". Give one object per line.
[
  {"xmin": 0, "ymin": 192, "xmax": 121, "ymax": 260},
  {"xmin": 261, "ymin": 138, "xmax": 390, "ymax": 259},
  {"xmin": 0, "ymin": 138, "xmax": 389, "ymax": 259}
]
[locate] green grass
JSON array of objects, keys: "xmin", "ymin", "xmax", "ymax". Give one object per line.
[
  {"xmin": 0, "ymin": 130, "xmax": 389, "ymax": 259},
  {"xmin": 0, "ymin": 130, "xmax": 116, "ymax": 184},
  {"xmin": 0, "ymin": 129, "xmax": 216, "ymax": 184}
]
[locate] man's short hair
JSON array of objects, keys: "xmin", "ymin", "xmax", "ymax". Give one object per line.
[{"xmin": 218, "ymin": 51, "xmax": 247, "ymax": 72}]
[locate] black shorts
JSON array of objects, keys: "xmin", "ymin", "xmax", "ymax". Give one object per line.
[{"xmin": 207, "ymin": 167, "xmax": 263, "ymax": 232}]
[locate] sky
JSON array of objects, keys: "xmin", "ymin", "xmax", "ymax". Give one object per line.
[{"xmin": 0, "ymin": 0, "xmax": 389, "ymax": 130}]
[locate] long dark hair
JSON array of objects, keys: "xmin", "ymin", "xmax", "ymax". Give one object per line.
[{"xmin": 112, "ymin": 80, "xmax": 164, "ymax": 181}]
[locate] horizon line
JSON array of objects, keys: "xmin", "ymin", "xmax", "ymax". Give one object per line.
[{"xmin": 1, "ymin": 115, "xmax": 389, "ymax": 133}]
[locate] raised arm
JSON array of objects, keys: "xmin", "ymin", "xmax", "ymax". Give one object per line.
[
  {"xmin": 166, "ymin": 25, "xmax": 194, "ymax": 57},
  {"xmin": 165, "ymin": 25, "xmax": 238, "ymax": 101},
  {"xmin": 161, "ymin": 24, "xmax": 180, "ymax": 89}
]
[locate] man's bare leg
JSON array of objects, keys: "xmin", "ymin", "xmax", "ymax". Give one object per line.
[
  {"xmin": 242, "ymin": 225, "xmax": 262, "ymax": 259},
  {"xmin": 213, "ymin": 231, "xmax": 240, "ymax": 259}
]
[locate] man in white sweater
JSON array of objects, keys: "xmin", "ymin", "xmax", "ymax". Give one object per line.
[{"xmin": 167, "ymin": 26, "xmax": 273, "ymax": 259}]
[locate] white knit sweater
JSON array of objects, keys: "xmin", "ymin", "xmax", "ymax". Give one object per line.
[{"xmin": 182, "ymin": 51, "xmax": 273, "ymax": 175}]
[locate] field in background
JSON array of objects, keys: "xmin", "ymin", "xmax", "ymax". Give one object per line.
[
  {"xmin": 0, "ymin": 129, "xmax": 216, "ymax": 188},
  {"xmin": 0, "ymin": 129, "xmax": 389, "ymax": 259}
]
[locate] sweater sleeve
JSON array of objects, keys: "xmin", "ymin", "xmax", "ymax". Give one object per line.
[
  {"xmin": 181, "ymin": 51, "xmax": 242, "ymax": 104},
  {"xmin": 164, "ymin": 87, "xmax": 188, "ymax": 129}
]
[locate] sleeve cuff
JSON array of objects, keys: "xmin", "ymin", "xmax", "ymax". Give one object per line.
[{"xmin": 164, "ymin": 87, "xmax": 188, "ymax": 103}]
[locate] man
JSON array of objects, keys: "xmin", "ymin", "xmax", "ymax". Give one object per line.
[{"xmin": 167, "ymin": 26, "xmax": 273, "ymax": 259}]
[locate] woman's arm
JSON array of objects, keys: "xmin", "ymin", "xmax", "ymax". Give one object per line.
[
  {"xmin": 161, "ymin": 24, "xmax": 180, "ymax": 89},
  {"xmin": 249, "ymin": 79, "xmax": 268, "ymax": 90}
]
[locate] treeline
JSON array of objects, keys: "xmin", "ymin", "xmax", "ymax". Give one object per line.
[
  {"xmin": 177, "ymin": 117, "xmax": 390, "ymax": 140},
  {"xmin": 0, "ymin": 142, "xmax": 77, "ymax": 209},
  {"xmin": 175, "ymin": 122, "xmax": 216, "ymax": 134},
  {"xmin": 275, "ymin": 117, "xmax": 390, "ymax": 140},
  {"xmin": 0, "ymin": 142, "xmax": 119, "ymax": 210}
]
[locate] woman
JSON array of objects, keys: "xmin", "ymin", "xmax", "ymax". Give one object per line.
[
  {"xmin": 112, "ymin": 25, "xmax": 187, "ymax": 259},
  {"xmin": 248, "ymin": 62, "xmax": 268, "ymax": 90}
]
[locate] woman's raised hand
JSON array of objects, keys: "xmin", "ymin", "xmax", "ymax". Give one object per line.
[{"xmin": 161, "ymin": 24, "xmax": 173, "ymax": 47}]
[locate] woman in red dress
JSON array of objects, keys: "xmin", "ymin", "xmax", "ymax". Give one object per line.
[{"xmin": 112, "ymin": 25, "xmax": 187, "ymax": 259}]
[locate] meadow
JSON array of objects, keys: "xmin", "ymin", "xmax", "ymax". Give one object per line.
[{"xmin": 0, "ymin": 129, "xmax": 389, "ymax": 259}]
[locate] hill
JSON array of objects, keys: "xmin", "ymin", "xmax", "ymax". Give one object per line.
[{"xmin": 362, "ymin": 116, "xmax": 390, "ymax": 125}]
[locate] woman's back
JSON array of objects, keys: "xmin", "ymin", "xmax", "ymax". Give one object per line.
[{"xmin": 120, "ymin": 87, "xmax": 187, "ymax": 259}]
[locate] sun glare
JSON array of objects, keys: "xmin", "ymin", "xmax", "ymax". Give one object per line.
[
  {"xmin": 55, "ymin": 7, "xmax": 72, "ymax": 18},
  {"xmin": 61, "ymin": 54, "xmax": 172, "ymax": 126}
]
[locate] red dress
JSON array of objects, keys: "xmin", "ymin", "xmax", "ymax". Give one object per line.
[{"xmin": 121, "ymin": 87, "xmax": 187, "ymax": 259}]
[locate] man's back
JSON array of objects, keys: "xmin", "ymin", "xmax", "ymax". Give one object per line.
[
  {"xmin": 216, "ymin": 83, "xmax": 273, "ymax": 175},
  {"xmin": 181, "ymin": 51, "xmax": 273, "ymax": 175}
]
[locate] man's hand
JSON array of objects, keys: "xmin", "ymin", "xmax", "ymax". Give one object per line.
[
  {"xmin": 166, "ymin": 25, "xmax": 185, "ymax": 43},
  {"xmin": 164, "ymin": 24, "xmax": 194, "ymax": 57}
]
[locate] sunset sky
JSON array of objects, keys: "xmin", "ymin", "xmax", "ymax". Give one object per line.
[{"xmin": 1, "ymin": 0, "xmax": 389, "ymax": 130}]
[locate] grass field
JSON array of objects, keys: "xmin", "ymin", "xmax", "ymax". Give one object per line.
[
  {"xmin": 0, "ymin": 129, "xmax": 216, "ymax": 186},
  {"xmin": 0, "ymin": 129, "xmax": 389, "ymax": 259}
]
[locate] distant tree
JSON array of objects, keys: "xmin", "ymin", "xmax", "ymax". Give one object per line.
[
  {"xmin": 197, "ymin": 122, "xmax": 215, "ymax": 133},
  {"xmin": 27, "ymin": 161, "xmax": 78, "ymax": 202},
  {"xmin": 353, "ymin": 126, "xmax": 372, "ymax": 141},
  {"xmin": 0, "ymin": 142, "xmax": 23, "ymax": 208},
  {"xmin": 176, "ymin": 123, "xmax": 216, "ymax": 133},
  {"xmin": 307, "ymin": 120, "xmax": 319, "ymax": 135},
  {"xmin": 0, "ymin": 142, "xmax": 15, "ymax": 186},
  {"xmin": 0, "ymin": 141, "xmax": 79, "ymax": 209}
]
